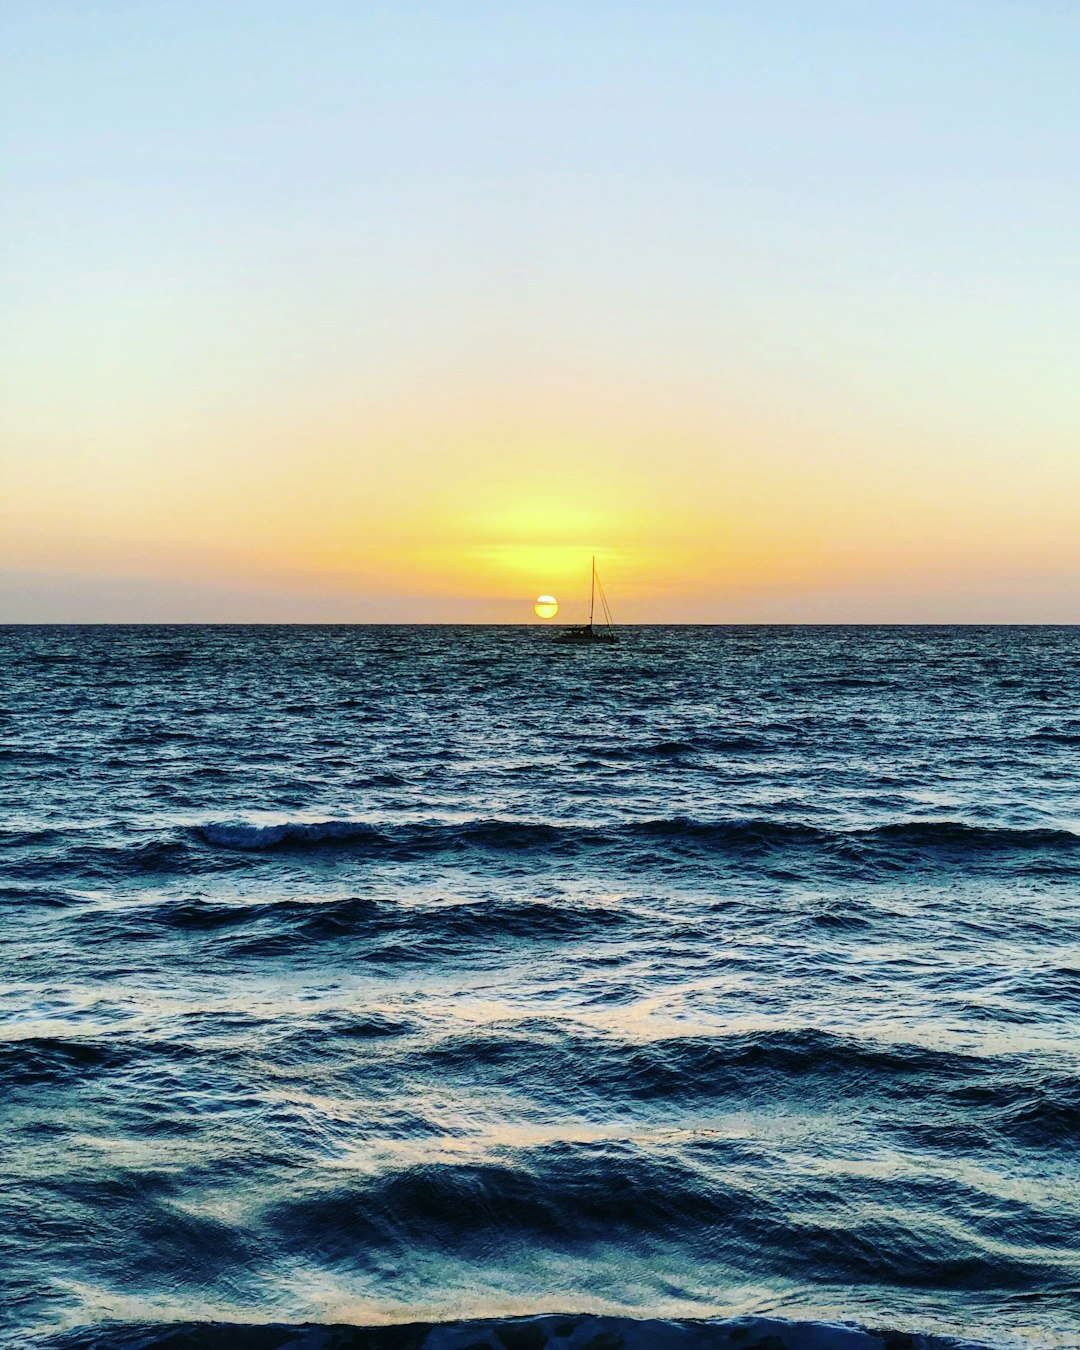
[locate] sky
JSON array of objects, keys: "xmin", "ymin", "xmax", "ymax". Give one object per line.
[{"xmin": 2, "ymin": 0, "xmax": 1078, "ymax": 622}]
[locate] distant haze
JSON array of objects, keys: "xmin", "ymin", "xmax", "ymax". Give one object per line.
[{"xmin": 2, "ymin": 2, "xmax": 1078, "ymax": 622}]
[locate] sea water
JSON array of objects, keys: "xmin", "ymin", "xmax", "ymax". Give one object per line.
[{"xmin": 1, "ymin": 625, "xmax": 1078, "ymax": 1349}]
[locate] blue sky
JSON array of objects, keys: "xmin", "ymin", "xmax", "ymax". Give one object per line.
[{"xmin": 2, "ymin": 2, "xmax": 1078, "ymax": 620}]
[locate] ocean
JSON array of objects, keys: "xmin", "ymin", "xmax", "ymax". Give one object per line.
[{"xmin": 2, "ymin": 624, "xmax": 1078, "ymax": 1350}]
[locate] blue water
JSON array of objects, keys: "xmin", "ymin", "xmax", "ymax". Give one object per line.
[{"xmin": 2, "ymin": 625, "xmax": 1079, "ymax": 1350}]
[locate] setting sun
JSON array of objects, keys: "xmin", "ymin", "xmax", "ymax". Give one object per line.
[{"xmin": 533, "ymin": 595, "xmax": 559, "ymax": 620}]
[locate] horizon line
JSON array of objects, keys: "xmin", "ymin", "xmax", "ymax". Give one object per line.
[{"xmin": 4, "ymin": 620, "xmax": 1079, "ymax": 630}]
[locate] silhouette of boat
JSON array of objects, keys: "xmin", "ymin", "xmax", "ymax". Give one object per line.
[{"xmin": 554, "ymin": 557, "xmax": 618, "ymax": 644}]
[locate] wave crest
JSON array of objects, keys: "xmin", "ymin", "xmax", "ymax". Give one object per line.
[
  {"xmin": 24, "ymin": 1313, "xmax": 991, "ymax": 1350},
  {"xmin": 191, "ymin": 815, "xmax": 1080, "ymax": 859},
  {"xmin": 197, "ymin": 820, "xmax": 383, "ymax": 850}
]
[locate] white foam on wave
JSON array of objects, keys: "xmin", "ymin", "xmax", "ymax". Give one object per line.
[{"xmin": 197, "ymin": 820, "xmax": 379, "ymax": 850}]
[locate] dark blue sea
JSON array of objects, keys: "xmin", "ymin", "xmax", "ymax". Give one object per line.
[{"xmin": 2, "ymin": 625, "xmax": 1079, "ymax": 1350}]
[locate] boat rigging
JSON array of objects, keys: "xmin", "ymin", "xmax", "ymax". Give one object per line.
[{"xmin": 553, "ymin": 557, "xmax": 618, "ymax": 644}]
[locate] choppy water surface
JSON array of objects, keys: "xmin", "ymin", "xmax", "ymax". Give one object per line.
[{"xmin": 2, "ymin": 625, "xmax": 1079, "ymax": 1349}]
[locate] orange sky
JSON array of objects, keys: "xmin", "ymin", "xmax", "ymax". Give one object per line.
[{"xmin": 3, "ymin": 4, "xmax": 1078, "ymax": 621}]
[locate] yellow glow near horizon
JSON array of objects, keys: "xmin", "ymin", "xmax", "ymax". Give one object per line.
[
  {"xmin": 4, "ymin": 330, "xmax": 1080, "ymax": 623},
  {"xmin": 4, "ymin": 6, "xmax": 1080, "ymax": 622},
  {"xmin": 533, "ymin": 596, "xmax": 559, "ymax": 620}
]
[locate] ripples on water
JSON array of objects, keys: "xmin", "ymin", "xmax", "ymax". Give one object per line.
[{"xmin": 1, "ymin": 625, "xmax": 1078, "ymax": 1350}]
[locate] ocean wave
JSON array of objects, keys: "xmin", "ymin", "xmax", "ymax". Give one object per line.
[
  {"xmin": 0, "ymin": 882, "xmax": 82, "ymax": 908},
  {"xmin": 412, "ymin": 1025, "xmax": 1080, "ymax": 1153},
  {"xmin": 1028, "ymin": 727, "xmax": 1080, "ymax": 746},
  {"xmin": 90, "ymin": 892, "xmax": 632, "ymax": 954},
  {"xmin": 0, "ymin": 1034, "xmax": 121, "ymax": 1087},
  {"xmin": 23, "ymin": 1312, "xmax": 994, "ymax": 1350},
  {"xmin": 13, "ymin": 815, "xmax": 1079, "ymax": 884},
  {"xmin": 57, "ymin": 838, "xmax": 211, "ymax": 879},
  {"xmin": 197, "ymin": 820, "xmax": 386, "ymax": 850},
  {"xmin": 420, "ymin": 1024, "xmax": 991, "ymax": 1098},
  {"xmin": 871, "ymin": 821, "xmax": 1080, "ymax": 850},
  {"xmin": 0, "ymin": 826, "xmax": 69, "ymax": 849},
  {"xmin": 253, "ymin": 1137, "xmax": 1064, "ymax": 1291},
  {"xmin": 4, "ymin": 1021, "xmax": 1075, "ymax": 1157},
  {"xmin": 189, "ymin": 816, "xmax": 1080, "ymax": 860},
  {"xmin": 596, "ymin": 734, "xmax": 770, "ymax": 759},
  {"xmin": 192, "ymin": 818, "xmax": 580, "ymax": 857},
  {"xmin": 0, "ymin": 1032, "xmax": 202, "ymax": 1091},
  {"xmin": 0, "ymin": 747, "xmax": 69, "ymax": 764}
]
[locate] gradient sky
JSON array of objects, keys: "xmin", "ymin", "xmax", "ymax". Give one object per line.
[{"xmin": 2, "ymin": 1, "xmax": 1078, "ymax": 622}]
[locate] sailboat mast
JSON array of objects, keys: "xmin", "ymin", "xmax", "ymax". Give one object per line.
[{"xmin": 590, "ymin": 556, "xmax": 595, "ymax": 628}]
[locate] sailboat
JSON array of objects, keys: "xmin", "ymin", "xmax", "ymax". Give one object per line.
[{"xmin": 554, "ymin": 557, "xmax": 618, "ymax": 644}]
